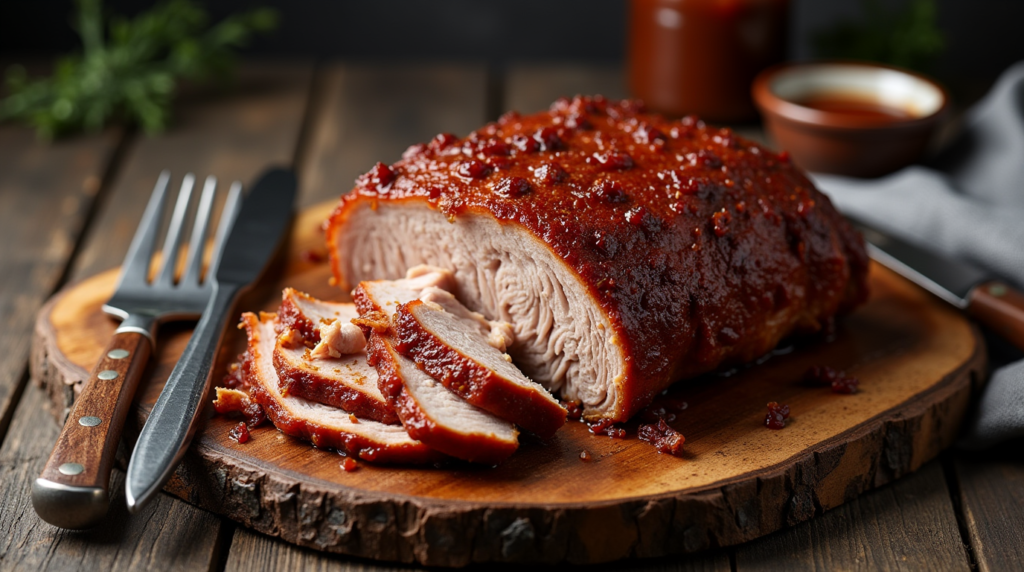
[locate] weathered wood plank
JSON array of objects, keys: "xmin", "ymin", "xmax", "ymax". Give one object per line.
[
  {"xmin": 0, "ymin": 124, "xmax": 122, "ymax": 440},
  {"xmin": 68, "ymin": 62, "xmax": 314, "ymax": 282},
  {"xmin": 6, "ymin": 61, "xmax": 315, "ymax": 571},
  {"xmin": 503, "ymin": 62, "xmax": 626, "ymax": 114},
  {"xmin": 0, "ymin": 383, "xmax": 225, "ymax": 572},
  {"xmin": 954, "ymin": 454, "xmax": 1024, "ymax": 572},
  {"xmin": 225, "ymin": 529, "xmax": 375, "ymax": 572},
  {"xmin": 225, "ymin": 527, "xmax": 732, "ymax": 572},
  {"xmin": 502, "ymin": 62, "xmax": 770, "ymax": 148},
  {"xmin": 733, "ymin": 461, "xmax": 970, "ymax": 572},
  {"xmin": 297, "ymin": 62, "xmax": 488, "ymax": 208}
]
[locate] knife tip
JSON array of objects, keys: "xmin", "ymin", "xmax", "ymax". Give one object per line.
[{"xmin": 124, "ymin": 482, "xmax": 148, "ymax": 514}]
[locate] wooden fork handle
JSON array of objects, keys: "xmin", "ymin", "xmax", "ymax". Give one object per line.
[
  {"xmin": 32, "ymin": 331, "xmax": 152, "ymax": 529},
  {"xmin": 968, "ymin": 281, "xmax": 1024, "ymax": 352}
]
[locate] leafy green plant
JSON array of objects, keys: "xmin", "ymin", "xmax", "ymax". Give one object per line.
[
  {"xmin": 0, "ymin": 0, "xmax": 277, "ymax": 139},
  {"xmin": 814, "ymin": 0, "xmax": 945, "ymax": 73}
]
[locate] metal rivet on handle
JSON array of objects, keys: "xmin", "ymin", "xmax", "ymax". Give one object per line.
[
  {"xmin": 97, "ymin": 370, "xmax": 118, "ymax": 380},
  {"xmin": 107, "ymin": 349, "xmax": 130, "ymax": 359},
  {"xmin": 990, "ymin": 284, "xmax": 1008, "ymax": 297},
  {"xmin": 79, "ymin": 416, "xmax": 101, "ymax": 427},
  {"xmin": 59, "ymin": 463, "xmax": 84, "ymax": 476}
]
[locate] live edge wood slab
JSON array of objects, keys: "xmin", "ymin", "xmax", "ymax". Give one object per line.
[{"xmin": 31, "ymin": 201, "xmax": 985, "ymax": 567}]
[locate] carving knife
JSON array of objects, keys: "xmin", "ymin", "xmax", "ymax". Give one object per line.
[
  {"xmin": 125, "ymin": 167, "xmax": 296, "ymax": 512},
  {"xmin": 853, "ymin": 218, "xmax": 1024, "ymax": 351}
]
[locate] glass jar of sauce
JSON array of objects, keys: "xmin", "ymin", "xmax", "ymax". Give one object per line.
[{"xmin": 628, "ymin": 0, "xmax": 790, "ymax": 122}]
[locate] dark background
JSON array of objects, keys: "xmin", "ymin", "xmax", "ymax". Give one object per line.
[{"xmin": 2, "ymin": 0, "xmax": 1023, "ymax": 100}]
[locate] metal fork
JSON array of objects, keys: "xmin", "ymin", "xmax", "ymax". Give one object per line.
[{"xmin": 32, "ymin": 171, "xmax": 242, "ymax": 530}]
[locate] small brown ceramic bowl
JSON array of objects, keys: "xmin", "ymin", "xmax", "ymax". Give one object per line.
[{"xmin": 752, "ymin": 61, "xmax": 948, "ymax": 177}]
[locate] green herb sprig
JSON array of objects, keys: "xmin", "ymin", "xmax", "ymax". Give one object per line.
[
  {"xmin": 0, "ymin": 0, "xmax": 277, "ymax": 139},
  {"xmin": 814, "ymin": 0, "xmax": 945, "ymax": 73}
]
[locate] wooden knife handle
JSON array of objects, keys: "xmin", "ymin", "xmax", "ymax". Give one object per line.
[
  {"xmin": 968, "ymin": 281, "xmax": 1024, "ymax": 352},
  {"xmin": 32, "ymin": 331, "xmax": 152, "ymax": 529}
]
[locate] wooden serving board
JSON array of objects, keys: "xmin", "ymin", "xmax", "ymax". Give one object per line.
[{"xmin": 32, "ymin": 201, "xmax": 985, "ymax": 566}]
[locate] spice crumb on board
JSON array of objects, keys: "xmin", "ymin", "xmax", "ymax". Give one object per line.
[
  {"xmin": 579, "ymin": 449, "xmax": 592, "ymax": 461},
  {"xmin": 564, "ymin": 401, "xmax": 582, "ymax": 420},
  {"xmin": 638, "ymin": 419, "xmax": 685, "ymax": 456},
  {"xmin": 229, "ymin": 422, "xmax": 251, "ymax": 443},
  {"xmin": 588, "ymin": 418, "xmax": 627, "ymax": 438},
  {"xmin": 340, "ymin": 457, "xmax": 358, "ymax": 472},
  {"xmin": 301, "ymin": 249, "xmax": 326, "ymax": 263},
  {"xmin": 765, "ymin": 402, "xmax": 790, "ymax": 430},
  {"xmin": 804, "ymin": 365, "xmax": 860, "ymax": 394}
]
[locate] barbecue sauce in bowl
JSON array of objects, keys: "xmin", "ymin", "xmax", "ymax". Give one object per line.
[
  {"xmin": 793, "ymin": 93, "xmax": 915, "ymax": 125},
  {"xmin": 752, "ymin": 62, "xmax": 949, "ymax": 176}
]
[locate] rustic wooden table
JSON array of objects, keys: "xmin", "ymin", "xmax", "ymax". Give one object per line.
[{"xmin": 1, "ymin": 61, "xmax": 1021, "ymax": 572}]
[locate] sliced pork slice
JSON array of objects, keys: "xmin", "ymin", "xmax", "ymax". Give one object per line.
[
  {"xmin": 393, "ymin": 300, "xmax": 567, "ymax": 439},
  {"xmin": 353, "ymin": 270, "xmax": 514, "ymax": 352},
  {"xmin": 419, "ymin": 287, "xmax": 514, "ymax": 352},
  {"xmin": 274, "ymin": 338, "xmax": 398, "ymax": 424},
  {"xmin": 278, "ymin": 288, "xmax": 342, "ymax": 339},
  {"xmin": 368, "ymin": 334, "xmax": 518, "ymax": 464},
  {"xmin": 271, "ymin": 291, "xmax": 389, "ymax": 417},
  {"xmin": 241, "ymin": 312, "xmax": 438, "ymax": 464},
  {"xmin": 351, "ymin": 265, "xmax": 455, "ymax": 317},
  {"xmin": 277, "ymin": 288, "xmax": 367, "ymax": 354}
]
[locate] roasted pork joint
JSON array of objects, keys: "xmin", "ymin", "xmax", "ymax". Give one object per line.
[{"xmin": 327, "ymin": 96, "xmax": 868, "ymax": 422}]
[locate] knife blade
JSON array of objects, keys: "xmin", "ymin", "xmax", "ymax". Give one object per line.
[
  {"xmin": 125, "ymin": 167, "xmax": 296, "ymax": 512},
  {"xmin": 851, "ymin": 217, "xmax": 1024, "ymax": 351}
]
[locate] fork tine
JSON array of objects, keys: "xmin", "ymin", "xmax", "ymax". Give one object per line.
[
  {"xmin": 116, "ymin": 171, "xmax": 171, "ymax": 289},
  {"xmin": 155, "ymin": 174, "xmax": 196, "ymax": 286},
  {"xmin": 181, "ymin": 176, "xmax": 217, "ymax": 285},
  {"xmin": 207, "ymin": 180, "xmax": 243, "ymax": 278}
]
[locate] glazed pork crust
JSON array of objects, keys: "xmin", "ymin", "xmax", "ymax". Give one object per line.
[{"xmin": 327, "ymin": 96, "xmax": 869, "ymax": 421}]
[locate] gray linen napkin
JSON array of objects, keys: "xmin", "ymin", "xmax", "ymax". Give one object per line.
[{"xmin": 811, "ymin": 61, "xmax": 1024, "ymax": 449}]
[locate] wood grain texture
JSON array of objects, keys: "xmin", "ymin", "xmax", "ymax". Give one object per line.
[
  {"xmin": 733, "ymin": 461, "xmax": 970, "ymax": 571},
  {"xmin": 32, "ymin": 196, "xmax": 985, "ymax": 565},
  {"xmin": 225, "ymin": 527, "xmax": 732, "ymax": 572},
  {"xmin": 297, "ymin": 62, "xmax": 488, "ymax": 208},
  {"xmin": 954, "ymin": 454, "xmax": 1024, "ymax": 572},
  {"xmin": 3, "ymin": 61, "xmax": 316, "ymax": 571},
  {"xmin": 0, "ymin": 383, "xmax": 225, "ymax": 572},
  {"xmin": 0, "ymin": 123, "xmax": 123, "ymax": 438},
  {"xmin": 503, "ymin": 63, "xmax": 627, "ymax": 114},
  {"xmin": 67, "ymin": 62, "xmax": 313, "ymax": 283},
  {"xmin": 500, "ymin": 62, "xmax": 768, "ymax": 148}
]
